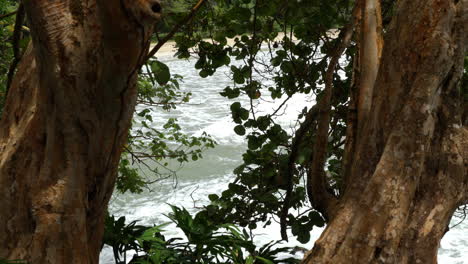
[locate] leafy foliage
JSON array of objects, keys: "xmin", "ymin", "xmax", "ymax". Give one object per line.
[
  {"xmin": 103, "ymin": 214, "xmax": 150, "ymax": 264},
  {"xmin": 103, "ymin": 205, "xmax": 300, "ymax": 264},
  {"xmin": 115, "ymin": 0, "xmax": 358, "ymax": 248},
  {"xmin": 163, "ymin": 0, "xmax": 357, "ymax": 242}
]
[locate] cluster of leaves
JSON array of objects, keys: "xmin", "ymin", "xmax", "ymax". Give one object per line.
[
  {"xmin": 103, "ymin": 205, "xmax": 299, "ymax": 264},
  {"xmin": 115, "ymin": 60, "xmax": 217, "ymax": 194},
  {"xmin": 163, "ymin": 0, "xmax": 356, "ymax": 242},
  {"xmin": 103, "ymin": 215, "xmax": 149, "ymax": 264}
]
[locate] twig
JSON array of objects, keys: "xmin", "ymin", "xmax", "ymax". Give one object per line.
[
  {"xmin": 0, "ymin": 10, "xmax": 17, "ymax": 20},
  {"xmin": 144, "ymin": 63, "xmax": 156, "ymax": 86},
  {"xmin": 190, "ymin": 186, "xmax": 203, "ymax": 209},
  {"xmin": 144, "ymin": 0, "xmax": 206, "ymax": 62}
]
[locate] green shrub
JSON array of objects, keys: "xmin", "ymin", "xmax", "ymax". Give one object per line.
[{"xmin": 103, "ymin": 205, "xmax": 300, "ymax": 264}]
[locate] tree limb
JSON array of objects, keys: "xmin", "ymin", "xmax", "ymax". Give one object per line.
[
  {"xmin": 144, "ymin": 0, "xmax": 206, "ymax": 62},
  {"xmin": 356, "ymin": 0, "xmax": 383, "ymax": 135},
  {"xmin": 306, "ymin": 3, "xmax": 361, "ymax": 221},
  {"xmin": 341, "ymin": 0, "xmax": 383, "ymax": 194},
  {"xmin": 341, "ymin": 1, "xmax": 364, "ymax": 195}
]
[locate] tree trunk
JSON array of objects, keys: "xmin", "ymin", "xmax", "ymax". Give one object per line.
[
  {"xmin": 303, "ymin": 0, "xmax": 467, "ymax": 263},
  {"xmin": 0, "ymin": 1, "xmax": 160, "ymax": 263}
]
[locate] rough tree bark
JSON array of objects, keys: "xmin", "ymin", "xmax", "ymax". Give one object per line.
[
  {"xmin": 303, "ymin": 0, "xmax": 467, "ymax": 263},
  {"xmin": 0, "ymin": 0, "xmax": 160, "ymax": 263}
]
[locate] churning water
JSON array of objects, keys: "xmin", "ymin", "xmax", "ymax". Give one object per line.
[{"xmin": 100, "ymin": 53, "xmax": 468, "ymax": 264}]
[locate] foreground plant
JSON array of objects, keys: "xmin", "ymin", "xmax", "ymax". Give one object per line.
[{"xmin": 103, "ymin": 205, "xmax": 299, "ymax": 264}]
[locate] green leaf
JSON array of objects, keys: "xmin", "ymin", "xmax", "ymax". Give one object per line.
[
  {"xmin": 233, "ymin": 69, "xmax": 245, "ymax": 84},
  {"xmin": 309, "ymin": 211, "xmax": 325, "ymax": 227},
  {"xmin": 297, "ymin": 230, "xmax": 311, "ymax": 243},
  {"xmin": 220, "ymin": 87, "xmax": 240, "ymax": 99},
  {"xmin": 256, "ymin": 116, "xmax": 270, "ymax": 131},
  {"xmin": 195, "ymin": 57, "xmax": 206, "ymax": 69},
  {"xmin": 245, "ymin": 256, "xmax": 255, "ymax": 264},
  {"xmin": 208, "ymin": 194, "xmax": 219, "ymax": 201},
  {"xmin": 221, "ymin": 55, "xmax": 231, "ymax": 65},
  {"xmin": 255, "ymin": 256, "xmax": 275, "ymax": 264},
  {"xmin": 239, "ymin": 108, "xmax": 249, "ymax": 120},
  {"xmin": 247, "ymin": 136, "xmax": 263, "ymax": 150},
  {"xmin": 230, "ymin": 102, "xmax": 241, "ymax": 111},
  {"xmin": 234, "ymin": 125, "xmax": 246, "ymax": 135},
  {"xmin": 199, "ymin": 69, "xmax": 210, "ymax": 78},
  {"xmin": 233, "ymin": 165, "xmax": 245, "ymax": 174},
  {"xmin": 150, "ymin": 60, "xmax": 171, "ymax": 85}
]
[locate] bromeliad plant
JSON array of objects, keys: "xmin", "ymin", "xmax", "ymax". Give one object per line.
[
  {"xmin": 104, "ymin": 205, "xmax": 300, "ymax": 264},
  {"xmin": 102, "ymin": 214, "xmax": 149, "ymax": 264}
]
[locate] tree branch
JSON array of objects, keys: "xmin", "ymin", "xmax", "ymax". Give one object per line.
[
  {"xmin": 341, "ymin": 0, "xmax": 383, "ymax": 195},
  {"xmin": 144, "ymin": 0, "xmax": 206, "ymax": 62},
  {"xmin": 306, "ymin": 4, "xmax": 361, "ymax": 221},
  {"xmin": 280, "ymin": 104, "xmax": 319, "ymax": 240},
  {"xmin": 356, "ymin": 0, "xmax": 383, "ymax": 135},
  {"xmin": 341, "ymin": 1, "xmax": 364, "ymax": 195},
  {"xmin": 0, "ymin": 10, "xmax": 17, "ymax": 20}
]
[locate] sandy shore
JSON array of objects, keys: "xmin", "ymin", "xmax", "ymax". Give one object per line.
[
  {"xmin": 149, "ymin": 36, "xmax": 241, "ymax": 58},
  {"xmin": 150, "ymin": 30, "xmax": 339, "ymax": 58},
  {"xmin": 149, "ymin": 32, "xmax": 293, "ymax": 58},
  {"xmin": 151, "ymin": 40, "xmax": 178, "ymax": 57}
]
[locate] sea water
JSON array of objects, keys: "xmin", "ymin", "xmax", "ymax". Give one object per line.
[{"xmin": 100, "ymin": 53, "xmax": 467, "ymax": 264}]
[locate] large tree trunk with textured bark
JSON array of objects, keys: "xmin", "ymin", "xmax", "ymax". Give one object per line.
[
  {"xmin": 303, "ymin": 0, "xmax": 467, "ymax": 263},
  {"xmin": 0, "ymin": 0, "xmax": 160, "ymax": 263}
]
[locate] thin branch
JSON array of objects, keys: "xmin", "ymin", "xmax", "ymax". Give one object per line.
[
  {"xmin": 0, "ymin": 10, "xmax": 17, "ymax": 20},
  {"xmin": 190, "ymin": 186, "xmax": 203, "ymax": 209},
  {"xmin": 128, "ymin": 151, "xmax": 201, "ymax": 159},
  {"xmin": 124, "ymin": 146, "xmax": 154, "ymax": 171},
  {"xmin": 306, "ymin": 3, "xmax": 361, "ymax": 221},
  {"xmin": 248, "ymin": 0, "xmax": 259, "ymax": 121},
  {"xmin": 136, "ymin": 99, "xmax": 201, "ymax": 106},
  {"xmin": 144, "ymin": 0, "xmax": 206, "ymax": 62},
  {"xmin": 144, "ymin": 63, "xmax": 156, "ymax": 86},
  {"xmin": 450, "ymin": 205, "xmax": 467, "ymax": 229},
  {"xmin": 270, "ymin": 96, "xmax": 292, "ymax": 117}
]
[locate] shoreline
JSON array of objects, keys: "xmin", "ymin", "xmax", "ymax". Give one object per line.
[{"xmin": 149, "ymin": 31, "xmax": 328, "ymax": 59}]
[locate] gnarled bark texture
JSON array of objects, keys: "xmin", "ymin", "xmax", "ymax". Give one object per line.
[
  {"xmin": 303, "ymin": 0, "xmax": 467, "ymax": 263},
  {"xmin": 0, "ymin": 0, "xmax": 160, "ymax": 263}
]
